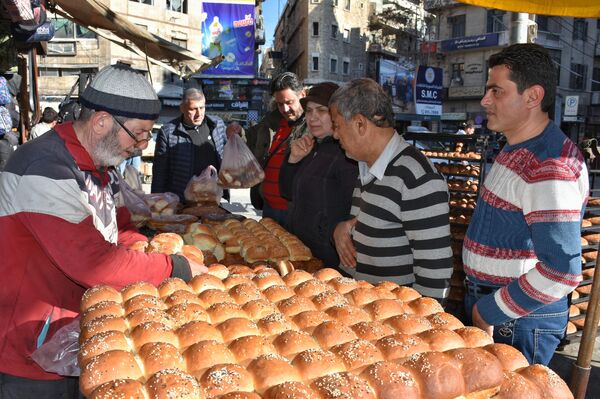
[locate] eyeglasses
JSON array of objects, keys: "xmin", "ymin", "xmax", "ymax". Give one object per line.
[{"xmin": 112, "ymin": 116, "xmax": 151, "ymax": 146}]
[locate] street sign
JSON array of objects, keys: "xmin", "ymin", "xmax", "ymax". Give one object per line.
[
  {"xmin": 564, "ymin": 96, "xmax": 579, "ymax": 116},
  {"xmin": 415, "ymin": 66, "xmax": 443, "ymax": 116}
]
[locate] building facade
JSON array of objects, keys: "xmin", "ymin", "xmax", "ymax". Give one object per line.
[
  {"xmin": 425, "ymin": 0, "xmax": 600, "ymax": 139},
  {"xmin": 37, "ymin": 0, "xmax": 269, "ymax": 125},
  {"xmin": 273, "ymin": 0, "xmax": 371, "ymax": 85}
]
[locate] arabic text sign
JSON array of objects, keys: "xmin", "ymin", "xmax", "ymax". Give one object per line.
[
  {"xmin": 201, "ymin": 2, "xmax": 255, "ymax": 77},
  {"xmin": 441, "ymin": 33, "xmax": 499, "ymax": 52},
  {"xmin": 415, "ymin": 65, "xmax": 443, "ymax": 116}
]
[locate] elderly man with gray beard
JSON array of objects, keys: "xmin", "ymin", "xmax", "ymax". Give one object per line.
[{"xmin": 0, "ymin": 63, "xmax": 206, "ymax": 398}]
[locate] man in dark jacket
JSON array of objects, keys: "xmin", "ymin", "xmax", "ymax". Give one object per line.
[
  {"xmin": 151, "ymin": 87, "xmax": 240, "ymax": 201},
  {"xmin": 245, "ymin": 72, "xmax": 308, "ymax": 226}
]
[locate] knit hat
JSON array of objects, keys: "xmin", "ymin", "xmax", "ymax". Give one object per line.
[
  {"xmin": 80, "ymin": 64, "xmax": 161, "ymax": 120},
  {"xmin": 300, "ymin": 82, "xmax": 339, "ymax": 109}
]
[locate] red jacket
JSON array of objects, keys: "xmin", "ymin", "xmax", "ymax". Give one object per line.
[{"xmin": 0, "ymin": 123, "xmax": 184, "ymax": 380}]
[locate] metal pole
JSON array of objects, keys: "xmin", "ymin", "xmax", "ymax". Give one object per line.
[
  {"xmin": 510, "ymin": 12, "xmax": 529, "ymax": 44},
  {"xmin": 569, "ymin": 251, "xmax": 600, "ymax": 399}
]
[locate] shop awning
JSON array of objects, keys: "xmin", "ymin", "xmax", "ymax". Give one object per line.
[
  {"xmin": 48, "ymin": 0, "xmax": 223, "ymax": 77},
  {"xmin": 455, "ymin": 0, "xmax": 599, "ymax": 17}
]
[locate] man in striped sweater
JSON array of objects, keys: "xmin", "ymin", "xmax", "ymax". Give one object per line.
[
  {"xmin": 463, "ymin": 44, "xmax": 588, "ymax": 365},
  {"xmin": 331, "ymin": 78, "xmax": 453, "ymax": 302}
]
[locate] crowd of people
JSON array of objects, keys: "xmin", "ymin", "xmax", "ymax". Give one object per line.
[{"xmin": 0, "ymin": 43, "xmax": 589, "ymax": 397}]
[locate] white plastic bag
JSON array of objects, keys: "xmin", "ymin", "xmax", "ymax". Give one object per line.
[
  {"xmin": 218, "ymin": 134, "xmax": 265, "ymax": 188},
  {"xmin": 184, "ymin": 165, "xmax": 223, "ymax": 205},
  {"xmin": 31, "ymin": 318, "xmax": 81, "ymax": 377}
]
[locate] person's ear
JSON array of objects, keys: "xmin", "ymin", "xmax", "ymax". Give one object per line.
[
  {"xmin": 353, "ymin": 114, "xmax": 368, "ymax": 136},
  {"xmin": 525, "ymin": 85, "xmax": 544, "ymax": 109}
]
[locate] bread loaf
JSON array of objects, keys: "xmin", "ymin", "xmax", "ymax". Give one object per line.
[{"xmin": 79, "ymin": 267, "xmax": 572, "ymax": 399}]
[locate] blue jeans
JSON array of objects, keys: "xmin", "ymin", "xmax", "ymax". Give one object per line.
[
  {"xmin": 262, "ymin": 203, "xmax": 288, "ymax": 229},
  {"xmin": 465, "ymin": 281, "xmax": 568, "ymax": 366}
]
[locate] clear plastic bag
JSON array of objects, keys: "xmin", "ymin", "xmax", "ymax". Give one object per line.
[
  {"xmin": 118, "ymin": 174, "xmax": 151, "ymax": 228},
  {"xmin": 122, "ymin": 164, "xmax": 143, "ymax": 193},
  {"xmin": 31, "ymin": 318, "xmax": 81, "ymax": 377},
  {"xmin": 145, "ymin": 192, "xmax": 180, "ymax": 216},
  {"xmin": 218, "ymin": 134, "xmax": 265, "ymax": 188},
  {"xmin": 184, "ymin": 165, "xmax": 223, "ymax": 205}
]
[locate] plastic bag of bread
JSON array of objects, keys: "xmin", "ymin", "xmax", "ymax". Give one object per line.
[
  {"xmin": 184, "ymin": 165, "xmax": 223, "ymax": 205},
  {"xmin": 117, "ymin": 173, "xmax": 151, "ymax": 228},
  {"xmin": 218, "ymin": 134, "xmax": 265, "ymax": 188},
  {"xmin": 144, "ymin": 192, "xmax": 179, "ymax": 216}
]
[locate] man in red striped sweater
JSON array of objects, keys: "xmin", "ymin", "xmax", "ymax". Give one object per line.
[{"xmin": 246, "ymin": 72, "xmax": 308, "ymax": 227}]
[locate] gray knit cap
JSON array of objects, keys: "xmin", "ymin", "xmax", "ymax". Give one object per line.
[{"xmin": 80, "ymin": 64, "xmax": 161, "ymax": 120}]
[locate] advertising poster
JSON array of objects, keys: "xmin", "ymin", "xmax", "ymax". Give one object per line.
[
  {"xmin": 378, "ymin": 59, "xmax": 415, "ymax": 111},
  {"xmin": 415, "ymin": 65, "xmax": 443, "ymax": 116},
  {"xmin": 201, "ymin": 0, "xmax": 255, "ymax": 77}
]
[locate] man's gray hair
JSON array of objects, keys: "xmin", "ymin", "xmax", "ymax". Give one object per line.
[
  {"xmin": 182, "ymin": 87, "xmax": 205, "ymax": 103},
  {"xmin": 329, "ymin": 78, "xmax": 394, "ymax": 128}
]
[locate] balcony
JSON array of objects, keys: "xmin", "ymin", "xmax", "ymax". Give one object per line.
[{"xmin": 424, "ymin": 0, "xmax": 458, "ymax": 11}]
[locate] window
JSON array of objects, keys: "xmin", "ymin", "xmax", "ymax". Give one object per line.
[
  {"xmin": 573, "ymin": 19, "xmax": 587, "ymax": 41},
  {"xmin": 486, "ymin": 9, "xmax": 505, "ymax": 33},
  {"xmin": 547, "ymin": 48, "xmax": 561, "ymax": 83},
  {"xmin": 313, "ymin": 22, "xmax": 319, "ymax": 36},
  {"xmin": 330, "ymin": 56, "xmax": 338, "ymax": 73},
  {"xmin": 331, "ymin": 24, "xmax": 338, "ymax": 39},
  {"xmin": 52, "ymin": 17, "xmax": 97, "ymax": 40},
  {"xmin": 38, "ymin": 67, "xmax": 97, "ymax": 77},
  {"xmin": 570, "ymin": 63, "xmax": 587, "ymax": 90},
  {"xmin": 333, "ymin": 0, "xmax": 338, "ymax": 6},
  {"xmin": 172, "ymin": 38, "xmax": 187, "ymax": 48},
  {"xmin": 593, "ymin": 67, "xmax": 600, "ymax": 91},
  {"xmin": 311, "ymin": 0, "xmax": 319, "ymax": 3},
  {"xmin": 451, "ymin": 63, "xmax": 464, "ymax": 85},
  {"xmin": 129, "ymin": 0, "xmax": 153, "ymax": 4},
  {"xmin": 343, "ymin": 58, "xmax": 350, "ymax": 75},
  {"xmin": 345, "ymin": 0, "xmax": 350, "ymax": 10},
  {"xmin": 358, "ymin": 63, "xmax": 363, "ymax": 70},
  {"xmin": 448, "ymin": 15, "xmax": 466, "ymax": 38},
  {"xmin": 343, "ymin": 28, "xmax": 350, "ymax": 42},
  {"xmin": 312, "ymin": 54, "xmax": 319, "ymax": 71},
  {"xmin": 167, "ymin": 0, "xmax": 187, "ymax": 13}
]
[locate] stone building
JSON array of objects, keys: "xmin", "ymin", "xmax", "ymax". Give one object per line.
[{"xmin": 273, "ymin": 0, "xmax": 371, "ymax": 85}]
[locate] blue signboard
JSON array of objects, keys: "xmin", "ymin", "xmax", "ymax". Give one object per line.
[
  {"xmin": 415, "ymin": 65, "xmax": 443, "ymax": 116},
  {"xmin": 201, "ymin": 1, "xmax": 255, "ymax": 77},
  {"xmin": 441, "ymin": 33, "xmax": 499, "ymax": 52}
]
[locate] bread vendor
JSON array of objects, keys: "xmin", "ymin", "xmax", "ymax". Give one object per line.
[
  {"xmin": 0, "ymin": 64, "xmax": 207, "ymax": 397},
  {"xmin": 331, "ymin": 78, "xmax": 453, "ymax": 302},
  {"xmin": 462, "ymin": 43, "xmax": 588, "ymax": 365}
]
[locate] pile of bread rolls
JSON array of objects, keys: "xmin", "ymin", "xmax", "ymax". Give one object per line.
[
  {"xmin": 447, "ymin": 178, "xmax": 479, "ymax": 193},
  {"xmin": 435, "ymin": 163, "xmax": 481, "ymax": 177},
  {"xmin": 79, "ymin": 266, "xmax": 573, "ymax": 399},
  {"xmin": 183, "ymin": 218, "xmax": 312, "ymax": 266},
  {"xmin": 421, "ymin": 150, "xmax": 481, "ymax": 160}
]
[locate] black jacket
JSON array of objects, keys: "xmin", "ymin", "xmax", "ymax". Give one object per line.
[
  {"xmin": 151, "ymin": 115, "xmax": 226, "ymax": 201},
  {"xmin": 280, "ymin": 136, "xmax": 358, "ymax": 267}
]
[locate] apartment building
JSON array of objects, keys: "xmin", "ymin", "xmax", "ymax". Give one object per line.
[
  {"xmin": 425, "ymin": 0, "xmax": 600, "ymax": 139},
  {"xmin": 273, "ymin": 0, "xmax": 371, "ymax": 85}
]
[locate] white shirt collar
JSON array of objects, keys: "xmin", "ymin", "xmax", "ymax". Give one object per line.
[{"xmin": 358, "ymin": 132, "xmax": 406, "ymax": 185}]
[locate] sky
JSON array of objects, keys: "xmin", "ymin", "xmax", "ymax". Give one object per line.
[{"xmin": 262, "ymin": 0, "xmax": 284, "ymax": 49}]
